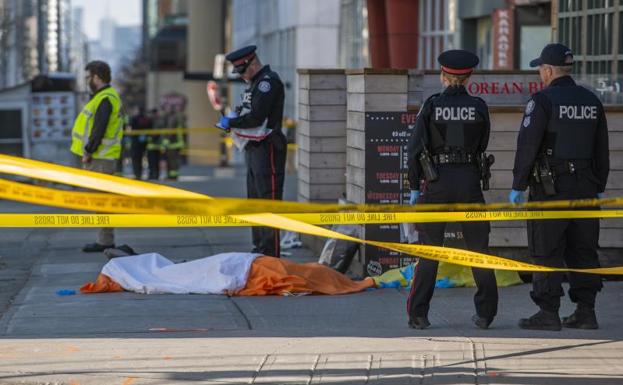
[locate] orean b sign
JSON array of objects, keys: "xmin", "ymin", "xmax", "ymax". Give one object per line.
[{"xmin": 493, "ymin": 8, "xmax": 514, "ymax": 70}]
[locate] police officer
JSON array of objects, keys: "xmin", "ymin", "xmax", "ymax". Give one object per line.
[
  {"xmin": 509, "ymin": 43, "xmax": 610, "ymax": 330},
  {"xmin": 406, "ymin": 50, "xmax": 498, "ymax": 330},
  {"xmin": 219, "ymin": 45, "xmax": 287, "ymax": 257},
  {"xmin": 70, "ymin": 60, "xmax": 123, "ymax": 252}
]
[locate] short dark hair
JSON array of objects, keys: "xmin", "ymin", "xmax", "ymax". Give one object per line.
[{"xmin": 85, "ymin": 61, "xmax": 111, "ymax": 83}]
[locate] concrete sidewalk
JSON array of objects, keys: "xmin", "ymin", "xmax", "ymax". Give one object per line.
[{"xmin": 1, "ymin": 166, "xmax": 622, "ymax": 384}]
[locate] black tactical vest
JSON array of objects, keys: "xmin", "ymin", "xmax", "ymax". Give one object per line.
[
  {"xmin": 541, "ymin": 85, "xmax": 600, "ymax": 160},
  {"xmin": 428, "ymin": 89, "xmax": 488, "ymax": 154}
]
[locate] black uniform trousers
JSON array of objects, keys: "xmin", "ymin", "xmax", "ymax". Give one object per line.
[
  {"xmin": 245, "ymin": 131, "xmax": 287, "ymax": 257},
  {"xmin": 407, "ymin": 165, "xmax": 498, "ymax": 322},
  {"xmin": 131, "ymin": 137, "xmax": 146, "ymax": 179},
  {"xmin": 146, "ymin": 150, "xmax": 160, "ymax": 180},
  {"xmin": 528, "ymin": 170, "xmax": 602, "ymax": 312}
]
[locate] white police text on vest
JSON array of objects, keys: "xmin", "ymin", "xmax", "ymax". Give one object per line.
[
  {"xmin": 434, "ymin": 107, "xmax": 476, "ymax": 121},
  {"xmin": 559, "ymin": 105, "xmax": 597, "ymax": 120}
]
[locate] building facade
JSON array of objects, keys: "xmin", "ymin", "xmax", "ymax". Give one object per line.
[
  {"xmin": 0, "ymin": 0, "xmax": 73, "ymax": 89},
  {"xmin": 339, "ymin": 0, "xmax": 370, "ymax": 68},
  {"xmin": 554, "ymin": 0, "xmax": 623, "ymax": 104},
  {"xmin": 230, "ymin": 0, "xmax": 342, "ymax": 122}
]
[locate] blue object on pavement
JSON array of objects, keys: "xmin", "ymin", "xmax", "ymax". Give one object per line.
[
  {"xmin": 56, "ymin": 289, "xmax": 76, "ymax": 296},
  {"xmin": 435, "ymin": 277, "xmax": 455, "ymax": 288},
  {"xmin": 509, "ymin": 189, "xmax": 525, "ymax": 204},
  {"xmin": 597, "ymin": 192, "xmax": 604, "ymax": 199},
  {"xmin": 378, "ymin": 280, "xmax": 401, "ymax": 289}
]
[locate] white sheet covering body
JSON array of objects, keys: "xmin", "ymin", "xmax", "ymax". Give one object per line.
[{"xmin": 101, "ymin": 252, "xmax": 261, "ymax": 294}]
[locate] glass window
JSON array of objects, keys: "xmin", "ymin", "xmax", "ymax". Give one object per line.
[
  {"xmin": 520, "ymin": 26, "xmax": 552, "ymax": 69},
  {"xmin": 620, "ymin": 11, "xmax": 623, "ymax": 53},
  {"xmin": 572, "ymin": 16, "xmax": 580, "ymax": 54},
  {"xmin": 587, "ymin": 15, "xmax": 594, "ymax": 55},
  {"xmin": 418, "ymin": 0, "xmax": 455, "ymax": 69},
  {"xmin": 605, "ymin": 13, "xmax": 613, "ymax": 55}
]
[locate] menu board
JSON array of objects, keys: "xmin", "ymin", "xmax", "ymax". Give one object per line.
[
  {"xmin": 31, "ymin": 92, "xmax": 76, "ymax": 141},
  {"xmin": 364, "ymin": 112, "xmax": 419, "ymax": 276}
]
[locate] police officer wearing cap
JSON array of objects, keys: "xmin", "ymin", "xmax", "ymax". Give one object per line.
[
  {"xmin": 406, "ymin": 50, "xmax": 498, "ymax": 330},
  {"xmin": 509, "ymin": 43, "xmax": 610, "ymax": 331},
  {"xmin": 219, "ymin": 45, "xmax": 287, "ymax": 258}
]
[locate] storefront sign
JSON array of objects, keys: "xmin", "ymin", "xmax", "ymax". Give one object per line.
[
  {"xmin": 493, "ymin": 8, "xmax": 514, "ymax": 70},
  {"xmin": 415, "ymin": 72, "xmax": 546, "ymax": 106},
  {"xmin": 364, "ymin": 112, "xmax": 417, "ymax": 275}
]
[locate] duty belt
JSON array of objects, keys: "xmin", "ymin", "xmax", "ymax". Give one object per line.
[
  {"xmin": 550, "ymin": 159, "xmax": 591, "ymax": 176},
  {"xmin": 432, "ymin": 153, "xmax": 476, "ymax": 165}
]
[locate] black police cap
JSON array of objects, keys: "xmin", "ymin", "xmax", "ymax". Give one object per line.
[
  {"xmin": 529, "ymin": 43, "xmax": 574, "ymax": 67},
  {"xmin": 438, "ymin": 50, "xmax": 479, "ymax": 75},
  {"xmin": 225, "ymin": 45, "xmax": 257, "ymax": 63}
]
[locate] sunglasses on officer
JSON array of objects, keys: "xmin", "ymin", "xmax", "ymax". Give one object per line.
[
  {"xmin": 232, "ymin": 54, "xmax": 256, "ymax": 75},
  {"xmin": 233, "ymin": 63, "xmax": 250, "ymax": 74}
]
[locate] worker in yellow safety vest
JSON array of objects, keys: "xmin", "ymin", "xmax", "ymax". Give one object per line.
[{"xmin": 70, "ymin": 60, "xmax": 123, "ymax": 253}]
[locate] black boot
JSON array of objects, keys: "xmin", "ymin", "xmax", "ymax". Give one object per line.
[
  {"xmin": 408, "ymin": 316, "xmax": 431, "ymax": 330},
  {"xmin": 518, "ymin": 310, "xmax": 562, "ymax": 331},
  {"xmin": 562, "ymin": 308, "xmax": 598, "ymax": 329},
  {"xmin": 472, "ymin": 314, "xmax": 493, "ymax": 329},
  {"xmin": 82, "ymin": 242, "xmax": 114, "ymax": 253}
]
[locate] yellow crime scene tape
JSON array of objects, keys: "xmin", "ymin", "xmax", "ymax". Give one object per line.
[
  {"xmin": 1, "ymin": 154, "xmax": 622, "ymax": 274},
  {"xmin": 0, "ymin": 155, "xmax": 621, "ymax": 215},
  {"xmin": 2, "ymin": 175, "xmax": 622, "ymax": 218},
  {"xmin": 2, "ymin": 210, "xmax": 621, "ymax": 228}
]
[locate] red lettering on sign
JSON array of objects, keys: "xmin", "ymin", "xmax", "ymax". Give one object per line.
[
  {"xmin": 491, "ymin": 82, "xmax": 500, "ymax": 94},
  {"xmin": 528, "ymin": 81, "xmax": 540, "ymax": 94},
  {"xmin": 401, "ymin": 113, "xmax": 417, "ymax": 124},
  {"xmin": 468, "ymin": 82, "xmax": 479, "ymax": 94},
  {"xmin": 480, "ymin": 82, "xmax": 489, "ymax": 94}
]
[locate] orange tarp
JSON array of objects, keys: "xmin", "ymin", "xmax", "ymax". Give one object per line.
[
  {"xmin": 81, "ymin": 256, "xmax": 375, "ymax": 295},
  {"xmin": 80, "ymin": 274, "xmax": 124, "ymax": 293},
  {"xmin": 235, "ymin": 256, "xmax": 375, "ymax": 296}
]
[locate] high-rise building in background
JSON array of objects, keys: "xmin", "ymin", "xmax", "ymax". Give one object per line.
[
  {"xmin": 88, "ymin": 17, "xmax": 141, "ymax": 78},
  {"xmin": 70, "ymin": 7, "xmax": 89, "ymax": 93},
  {"xmin": 37, "ymin": 0, "xmax": 72, "ymax": 74},
  {"xmin": 0, "ymin": 0, "xmax": 74, "ymax": 89}
]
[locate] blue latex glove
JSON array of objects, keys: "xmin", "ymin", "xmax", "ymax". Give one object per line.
[
  {"xmin": 509, "ymin": 189, "xmax": 525, "ymax": 204},
  {"xmin": 216, "ymin": 115, "xmax": 230, "ymax": 130},
  {"xmin": 597, "ymin": 192, "xmax": 604, "ymax": 199},
  {"xmin": 409, "ymin": 190, "xmax": 420, "ymax": 205}
]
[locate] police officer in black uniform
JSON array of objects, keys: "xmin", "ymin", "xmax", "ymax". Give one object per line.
[
  {"xmin": 220, "ymin": 45, "xmax": 287, "ymax": 258},
  {"xmin": 509, "ymin": 43, "xmax": 610, "ymax": 330},
  {"xmin": 406, "ymin": 50, "xmax": 498, "ymax": 330}
]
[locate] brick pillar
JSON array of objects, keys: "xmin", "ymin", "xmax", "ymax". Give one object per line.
[{"xmin": 297, "ymin": 69, "xmax": 348, "ymax": 252}]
